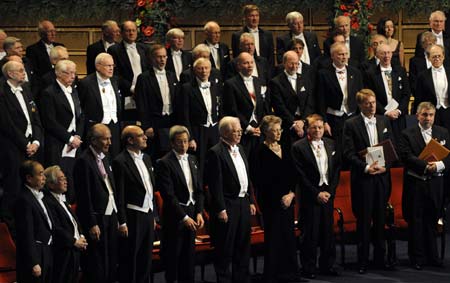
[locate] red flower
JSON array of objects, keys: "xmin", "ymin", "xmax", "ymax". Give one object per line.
[
  {"xmin": 141, "ymin": 26, "xmax": 155, "ymax": 37},
  {"xmin": 351, "ymin": 21, "xmax": 360, "ymax": 30},
  {"xmin": 340, "ymin": 4, "xmax": 347, "ymax": 11},
  {"xmin": 343, "ymin": 12, "xmax": 350, "ymax": 17},
  {"xmin": 368, "ymin": 23, "xmax": 374, "ymax": 32},
  {"xmin": 136, "ymin": 0, "xmax": 146, "ymax": 7}
]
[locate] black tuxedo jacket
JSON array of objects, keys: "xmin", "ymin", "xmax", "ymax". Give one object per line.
[
  {"xmin": 223, "ymin": 75, "xmax": 265, "ymax": 129},
  {"xmin": 269, "ymin": 71, "xmax": 314, "ymax": 126},
  {"xmin": 179, "ymin": 78, "xmax": 222, "ymax": 133},
  {"xmin": 360, "ymin": 57, "xmax": 378, "ymax": 74},
  {"xmin": 206, "ymin": 142, "xmax": 255, "ymax": 213},
  {"xmin": 292, "ymin": 137, "xmax": 341, "ymax": 204},
  {"xmin": 224, "ymin": 55, "xmax": 271, "ymax": 85},
  {"xmin": 135, "ymin": 69, "xmax": 178, "ymax": 130},
  {"xmin": 399, "ymin": 125, "xmax": 450, "ymax": 221},
  {"xmin": 15, "ymin": 188, "xmax": 53, "ymax": 271},
  {"xmin": 26, "ymin": 40, "xmax": 64, "ymax": 77},
  {"xmin": 78, "ymin": 73, "xmax": 122, "ymax": 128},
  {"xmin": 323, "ymin": 35, "xmax": 365, "ymax": 64},
  {"xmin": 74, "ymin": 148, "xmax": 116, "ymax": 231},
  {"xmin": 343, "ymin": 114, "xmax": 393, "ymax": 215},
  {"xmin": 86, "ymin": 40, "xmax": 110, "ymax": 75},
  {"xmin": 179, "ymin": 67, "xmax": 223, "ymax": 86},
  {"xmin": 204, "ymin": 41, "xmax": 231, "ymax": 76},
  {"xmin": 0, "ymin": 80, "xmax": 43, "ymax": 153},
  {"xmin": 316, "ymin": 64, "xmax": 363, "ymax": 119},
  {"xmin": 165, "ymin": 48, "xmax": 192, "ymax": 75},
  {"xmin": 408, "ymin": 56, "xmax": 428, "ymax": 96},
  {"xmin": 414, "ymin": 67, "xmax": 450, "ymax": 112},
  {"xmin": 40, "ymin": 82, "xmax": 84, "ymax": 166},
  {"xmin": 112, "ymin": 150, "xmax": 156, "ymax": 224},
  {"xmin": 232, "ymin": 27, "xmax": 274, "ymax": 66},
  {"xmin": 156, "ymin": 151, "xmax": 204, "ymax": 222},
  {"xmin": 364, "ymin": 64, "xmax": 411, "ymax": 115},
  {"xmin": 43, "ymin": 192, "xmax": 82, "ymax": 249},
  {"xmin": 276, "ymin": 31, "xmax": 321, "ymax": 64},
  {"xmin": 107, "ymin": 41, "xmax": 148, "ymax": 98}
]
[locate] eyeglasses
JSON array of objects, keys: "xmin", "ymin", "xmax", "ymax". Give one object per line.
[
  {"xmin": 232, "ymin": 129, "xmax": 243, "ymax": 135},
  {"xmin": 99, "ymin": 63, "xmax": 115, "ymax": 68}
]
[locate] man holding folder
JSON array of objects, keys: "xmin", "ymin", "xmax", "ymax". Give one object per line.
[{"xmin": 398, "ymin": 101, "xmax": 450, "ymax": 270}]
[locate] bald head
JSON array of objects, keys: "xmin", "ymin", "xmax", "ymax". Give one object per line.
[
  {"xmin": 38, "ymin": 20, "xmax": 56, "ymax": 43},
  {"xmin": 334, "ymin": 15, "xmax": 351, "ymax": 37},
  {"xmin": 283, "ymin": 50, "xmax": 299, "ymax": 75},
  {"xmin": 88, "ymin": 124, "xmax": 112, "ymax": 154},
  {"xmin": 204, "ymin": 21, "xmax": 221, "ymax": 45},
  {"xmin": 237, "ymin": 52, "xmax": 254, "ymax": 77},
  {"xmin": 2, "ymin": 60, "xmax": 25, "ymax": 84},
  {"xmin": 376, "ymin": 43, "xmax": 392, "ymax": 67},
  {"xmin": 121, "ymin": 21, "xmax": 138, "ymax": 44},
  {"xmin": 121, "ymin": 125, "xmax": 147, "ymax": 150}
]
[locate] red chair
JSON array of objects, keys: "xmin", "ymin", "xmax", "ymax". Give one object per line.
[{"xmin": 0, "ymin": 222, "xmax": 16, "ymax": 283}]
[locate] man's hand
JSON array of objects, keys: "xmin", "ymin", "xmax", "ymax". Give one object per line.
[
  {"xmin": 385, "ymin": 110, "xmax": 400, "ymax": 120},
  {"xmin": 70, "ymin": 135, "xmax": 82, "ymax": 149},
  {"xmin": 189, "ymin": 140, "xmax": 197, "ymax": 151},
  {"xmin": 218, "ymin": 210, "xmax": 228, "ymax": 223},
  {"xmin": 145, "ymin": 127, "xmax": 154, "ymax": 139},
  {"xmin": 250, "ymin": 204, "xmax": 256, "ymax": 215},
  {"xmin": 184, "ymin": 217, "xmax": 198, "ymax": 231},
  {"xmin": 26, "ymin": 143, "xmax": 39, "ymax": 157},
  {"xmin": 293, "ymin": 120, "xmax": 305, "ymax": 138},
  {"xmin": 118, "ymin": 224, "xmax": 128, "ymax": 237},
  {"xmin": 252, "ymin": 127, "xmax": 261, "ymax": 137},
  {"xmin": 89, "ymin": 225, "xmax": 101, "ymax": 241},
  {"xmin": 32, "ymin": 264, "xmax": 41, "ymax": 277},
  {"xmin": 281, "ymin": 192, "xmax": 295, "ymax": 209},
  {"xmin": 317, "ymin": 191, "xmax": 331, "ymax": 204},
  {"xmin": 427, "ymin": 162, "xmax": 437, "ymax": 173},
  {"xmin": 367, "ymin": 161, "xmax": 386, "ymax": 175},
  {"xmin": 74, "ymin": 236, "xmax": 88, "ymax": 250},
  {"xmin": 196, "ymin": 213, "xmax": 205, "ymax": 229},
  {"xmin": 324, "ymin": 122, "xmax": 332, "ymax": 136}
]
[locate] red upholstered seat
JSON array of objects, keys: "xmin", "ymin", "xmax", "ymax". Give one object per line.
[{"xmin": 0, "ymin": 222, "xmax": 16, "ymax": 283}]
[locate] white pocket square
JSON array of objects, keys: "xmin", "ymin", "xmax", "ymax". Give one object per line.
[
  {"xmin": 332, "ymin": 151, "xmax": 336, "ymax": 156},
  {"xmin": 383, "ymin": 128, "xmax": 388, "ymax": 133},
  {"xmin": 398, "ymin": 76, "xmax": 402, "ymax": 81},
  {"xmin": 440, "ymin": 140, "xmax": 446, "ymax": 145},
  {"xmin": 300, "ymin": 86, "xmax": 306, "ymax": 91},
  {"xmin": 215, "ymin": 78, "xmax": 219, "ymax": 83}
]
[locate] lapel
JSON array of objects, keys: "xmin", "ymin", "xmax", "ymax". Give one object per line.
[
  {"xmin": 327, "ymin": 67, "xmax": 343, "ymax": 98},
  {"xmin": 26, "ymin": 189, "xmax": 52, "ymax": 230},
  {"xmin": 304, "ymin": 140, "xmax": 320, "ymax": 173},
  {"xmin": 188, "ymin": 155, "xmax": 198, "ymax": 190},
  {"xmin": 143, "ymin": 154, "xmax": 155, "ymax": 187},
  {"xmin": 280, "ymin": 72, "xmax": 296, "ymax": 96},
  {"xmin": 323, "ymin": 138, "xmax": 334, "ymax": 176},
  {"xmin": 53, "ymin": 82, "xmax": 73, "ymax": 115},
  {"xmin": 5, "ymin": 85, "xmax": 27, "ymax": 121},
  {"xmin": 169, "ymin": 151, "xmax": 189, "ymax": 188},
  {"xmin": 391, "ymin": 66, "xmax": 402, "ymax": 101},
  {"xmin": 148, "ymin": 69, "xmax": 163, "ymax": 103},
  {"xmin": 413, "ymin": 125, "xmax": 426, "ymax": 153},
  {"xmin": 89, "ymin": 75, "xmax": 103, "ymax": 111},
  {"xmin": 236, "ymin": 75, "xmax": 253, "ymax": 106},
  {"xmin": 119, "ymin": 42, "xmax": 133, "ymax": 74},
  {"xmin": 220, "ymin": 142, "xmax": 240, "ymax": 184},
  {"xmin": 375, "ymin": 115, "xmax": 387, "ymax": 142},
  {"xmin": 357, "ymin": 115, "xmax": 371, "ymax": 147},
  {"xmin": 374, "ymin": 65, "xmax": 387, "ymax": 105},
  {"xmin": 346, "ymin": 66, "xmax": 355, "ymax": 100},
  {"xmin": 124, "ymin": 150, "xmax": 146, "ymax": 188},
  {"xmin": 191, "ymin": 80, "xmax": 208, "ymax": 112},
  {"xmin": 426, "ymin": 69, "xmax": 437, "ymax": 98}
]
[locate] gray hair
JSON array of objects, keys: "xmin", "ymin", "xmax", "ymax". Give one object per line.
[
  {"xmin": 169, "ymin": 125, "xmax": 190, "ymax": 142},
  {"xmin": 219, "ymin": 116, "xmax": 239, "ymax": 137},
  {"xmin": 44, "ymin": 165, "xmax": 62, "ymax": 185},
  {"xmin": 285, "ymin": 11, "xmax": 303, "ymax": 25}
]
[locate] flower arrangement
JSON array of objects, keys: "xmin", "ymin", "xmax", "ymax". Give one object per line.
[
  {"xmin": 333, "ymin": 0, "xmax": 376, "ymax": 38},
  {"xmin": 134, "ymin": 0, "xmax": 175, "ymax": 43}
]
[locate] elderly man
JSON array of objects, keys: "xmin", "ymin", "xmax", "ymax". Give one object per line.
[
  {"xmin": 0, "ymin": 29, "xmax": 7, "ymax": 60},
  {"xmin": 410, "ymin": 32, "xmax": 437, "ymax": 96},
  {"xmin": 179, "ymin": 43, "xmax": 222, "ymax": 85},
  {"xmin": 112, "ymin": 125, "xmax": 156, "ymax": 283},
  {"xmin": 156, "ymin": 125, "xmax": 205, "ymax": 283},
  {"xmin": 399, "ymin": 102, "xmax": 450, "ymax": 270},
  {"xmin": 86, "ymin": 20, "xmax": 121, "ymax": 74},
  {"xmin": 204, "ymin": 21, "xmax": 230, "ymax": 78},
  {"xmin": 108, "ymin": 20, "xmax": 148, "ymax": 121},
  {"xmin": 15, "ymin": 160, "xmax": 53, "ymax": 283},
  {"xmin": 0, "ymin": 37, "xmax": 35, "ymax": 85},
  {"xmin": 26, "ymin": 20, "xmax": 64, "ymax": 77},
  {"xmin": 43, "ymin": 165, "xmax": 87, "ymax": 283},
  {"xmin": 78, "ymin": 53, "xmax": 122, "ymax": 158},
  {"xmin": 206, "ymin": 116, "xmax": 256, "ymax": 283},
  {"xmin": 40, "ymin": 60, "xmax": 84, "ymax": 203},
  {"xmin": 135, "ymin": 44, "xmax": 178, "ymax": 160},
  {"xmin": 74, "ymin": 124, "xmax": 119, "ymax": 283},
  {"xmin": 323, "ymin": 15, "xmax": 365, "ymax": 65},
  {"xmin": 360, "ymin": 34, "xmax": 387, "ymax": 73},
  {"xmin": 415, "ymin": 10, "xmax": 449, "ymax": 58},
  {"xmin": 40, "ymin": 46, "xmax": 69, "ymax": 88},
  {"xmin": 270, "ymin": 50, "xmax": 314, "ymax": 147},
  {"xmin": 231, "ymin": 4, "xmax": 274, "ymax": 66},
  {"xmin": 276, "ymin": 11, "xmax": 321, "ymax": 65},
  {"xmin": 364, "ymin": 43, "xmax": 410, "ymax": 141},
  {"xmin": 224, "ymin": 52, "xmax": 266, "ymax": 158},
  {"xmin": 165, "ymin": 28, "xmax": 192, "ymax": 80}
]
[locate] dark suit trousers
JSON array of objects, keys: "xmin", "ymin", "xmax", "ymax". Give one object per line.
[
  {"xmin": 300, "ymin": 196, "xmax": 336, "ymax": 273},
  {"xmin": 17, "ymin": 244, "xmax": 53, "ymax": 283},
  {"xmin": 262, "ymin": 204, "xmax": 299, "ymax": 282},
  {"xmin": 108, "ymin": 121, "xmax": 121, "ymax": 159},
  {"xmin": 326, "ymin": 113, "xmax": 352, "ymax": 168},
  {"xmin": 191, "ymin": 125, "xmax": 219, "ymax": 179},
  {"xmin": 213, "ymin": 197, "xmax": 251, "ymax": 283},
  {"xmin": 81, "ymin": 213, "xmax": 118, "ymax": 283},
  {"xmin": 162, "ymin": 204, "xmax": 196, "ymax": 283},
  {"xmin": 356, "ymin": 177, "xmax": 387, "ymax": 266},
  {"xmin": 52, "ymin": 247, "xmax": 80, "ymax": 283},
  {"xmin": 407, "ymin": 184, "xmax": 440, "ymax": 265},
  {"xmin": 119, "ymin": 209, "xmax": 154, "ymax": 283}
]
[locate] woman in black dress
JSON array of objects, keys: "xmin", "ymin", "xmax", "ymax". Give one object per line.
[
  {"xmin": 251, "ymin": 115, "xmax": 301, "ymax": 283},
  {"xmin": 377, "ymin": 17, "xmax": 404, "ymax": 67}
]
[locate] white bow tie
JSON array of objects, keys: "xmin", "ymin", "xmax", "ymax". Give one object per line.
[
  {"xmin": 210, "ymin": 43, "xmax": 219, "ymax": 49},
  {"xmin": 35, "ymin": 190, "xmax": 44, "ymax": 201},
  {"xmin": 364, "ymin": 117, "xmax": 377, "ymax": 125},
  {"xmin": 311, "ymin": 140, "xmax": 324, "ymax": 148},
  {"xmin": 230, "ymin": 145, "xmax": 239, "ymax": 154},
  {"xmin": 155, "ymin": 69, "xmax": 166, "ymax": 75},
  {"xmin": 178, "ymin": 154, "xmax": 188, "ymax": 161},
  {"xmin": 200, "ymin": 81, "xmax": 210, "ymax": 89},
  {"xmin": 56, "ymin": 193, "xmax": 67, "ymax": 203},
  {"xmin": 134, "ymin": 152, "xmax": 144, "ymax": 160},
  {"xmin": 172, "ymin": 50, "xmax": 182, "ymax": 56},
  {"xmin": 242, "ymin": 76, "xmax": 253, "ymax": 82},
  {"xmin": 65, "ymin": 86, "xmax": 73, "ymax": 95},
  {"xmin": 433, "ymin": 66, "xmax": 444, "ymax": 72},
  {"xmin": 127, "ymin": 43, "xmax": 136, "ymax": 49},
  {"xmin": 287, "ymin": 74, "xmax": 297, "ymax": 81},
  {"xmin": 249, "ymin": 28, "xmax": 258, "ymax": 33},
  {"xmin": 100, "ymin": 80, "xmax": 111, "ymax": 87},
  {"xmin": 422, "ymin": 128, "xmax": 432, "ymax": 136},
  {"xmin": 11, "ymin": 86, "xmax": 23, "ymax": 94}
]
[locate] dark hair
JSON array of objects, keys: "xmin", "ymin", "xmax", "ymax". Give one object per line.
[
  {"xmin": 305, "ymin": 114, "xmax": 324, "ymax": 128},
  {"xmin": 377, "ymin": 17, "xmax": 395, "ymax": 37},
  {"xmin": 20, "ymin": 160, "xmax": 40, "ymax": 182}
]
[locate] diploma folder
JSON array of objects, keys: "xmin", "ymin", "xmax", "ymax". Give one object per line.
[
  {"xmin": 418, "ymin": 138, "xmax": 450, "ymax": 161},
  {"xmin": 358, "ymin": 139, "xmax": 399, "ymax": 165}
]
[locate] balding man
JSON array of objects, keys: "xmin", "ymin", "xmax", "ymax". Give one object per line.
[
  {"xmin": 360, "ymin": 34, "xmax": 387, "ymax": 73},
  {"xmin": 165, "ymin": 28, "xmax": 192, "ymax": 80},
  {"xmin": 231, "ymin": 4, "xmax": 274, "ymax": 66},
  {"xmin": 206, "ymin": 116, "xmax": 256, "ymax": 283},
  {"xmin": 112, "ymin": 125, "xmax": 156, "ymax": 283},
  {"xmin": 276, "ymin": 11, "xmax": 321, "ymax": 65},
  {"xmin": 363, "ymin": 43, "xmax": 410, "ymax": 141},
  {"xmin": 40, "ymin": 60, "xmax": 84, "ymax": 203},
  {"xmin": 74, "ymin": 123, "xmax": 119, "ymax": 283},
  {"xmin": 415, "ymin": 10, "xmax": 450, "ymax": 58},
  {"xmin": 40, "ymin": 46, "xmax": 69, "ymax": 88},
  {"xmin": 204, "ymin": 21, "xmax": 230, "ymax": 78},
  {"xmin": 410, "ymin": 32, "xmax": 437, "ymax": 97},
  {"xmin": 78, "ymin": 53, "xmax": 122, "ymax": 158},
  {"xmin": 224, "ymin": 52, "xmax": 266, "ymax": 158},
  {"xmin": 270, "ymin": 50, "xmax": 314, "ymax": 147},
  {"xmin": 323, "ymin": 16, "xmax": 365, "ymax": 66},
  {"xmin": 26, "ymin": 20, "xmax": 65, "ymax": 78},
  {"xmin": 0, "ymin": 29, "xmax": 7, "ymax": 60},
  {"xmin": 108, "ymin": 20, "xmax": 148, "ymax": 121},
  {"xmin": 86, "ymin": 20, "xmax": 121, "ymax": 75},
  {"xmin": 0, "ymin": 37, "xmax": 35, "ymax": 89},
  {"xmin": 179, "ymin": 43, "xmax": 222, "ymax": 85}
]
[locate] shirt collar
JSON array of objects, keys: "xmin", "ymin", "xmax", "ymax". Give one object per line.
[
  {"xmin": 56, "ymin": 79, "xmax": 72, "ymax": 94},
  {"xmin": 173, "ymin": 150, "xmax": 188, "ymax": 161},
  {"xmin": 127, "ymin": 149, "xmax": 144, "ymax": 160},
  {"xmin": 96, "ymin": 72, "xmax": 111, "ymax": 86},
  {"xmin": 50, "ymin": 191, "xmax": 66, "ymax": 203},
  {"xmin": 26, "ymin": 185, "xmax": 44, "ymax": 200},
  {"xmin": 89, "ymin": 145, "xmax": 105, "ymax": 160}
]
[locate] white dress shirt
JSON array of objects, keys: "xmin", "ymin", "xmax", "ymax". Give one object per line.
[
  {"xmin": 90, "ymin": 147, "xmax": 117, "ymax": 215},
  {"xmin": 171, "ymin": 49, "xmax": 183, "ymax": 80},
  {"xmin": 240, "ymin": 74, "xmax": 258, "ymax": 130},
  {"xmin": 7, "ymin": 80, "xmax": 33, "ymax": 137},
  {"xmin": 226, "ymin": 144, "xmax": 249, "ymax": 197},
  {"xmin": 96, "ymin": 73, "xmax": 118, "ymax": 124},
  {"xmin": 126, "ymin": 150, "xmax": 154, "ymax": 213},
  {"xmin": 362, "ymin": 114, "xmax": 378, "ymax": 146},
  {"xmin": 207, "ymin": 41, "xmax": 220, "ymax": 69},
  {"xmin": 174, "ymin": 151, "xmax": 195, "ymax": 206},
  {"xmin": 56, "ymin": 80, "xmax": 76, "ymax": 134},
  {"xmin": 153, "ymin": 67, "xmax": 172, "ymax": 115},
  {"xmin": 327, "ymin": 64, "xmax": 349, "ymax": 116},
  {"xmin": 249, "ymin": 28, "xmax": 260, "ymax": 56},
  {"xmin": 124, "ymin": 42, "xmax": 142, "ymax": 91},
  {"xmin": 50, "ymin": 191, "xmax": 81, "ymax": 240},
  {"xmin": 197, "ymin": 78, "xmax": 215, "ymax": 127},
  {"xmin": 432, "ymin": 66, "xmax": 448, "ymax": 109},
  {"xmin": 380, "ymin": 65, "xmax": 393, "ymax": 102},
  {"xmin": 310, "ymin": 140, "xmax": 329, "ymax": 186}
]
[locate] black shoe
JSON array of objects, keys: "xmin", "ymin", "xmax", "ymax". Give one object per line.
[
  {"xmin": 358, "ymin": 266, "xmax": 367, "ymax": 274},
  {"xmin": 301, "ymin": 271, "xmax": 315, "ymax": 280},
  {"xmin": 320, "ymin": 268, "xmax": 340, "ymax": 276},
  {"xmin": 412, "ymin": 263, "xmax": 422, "ymax": 270}
]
